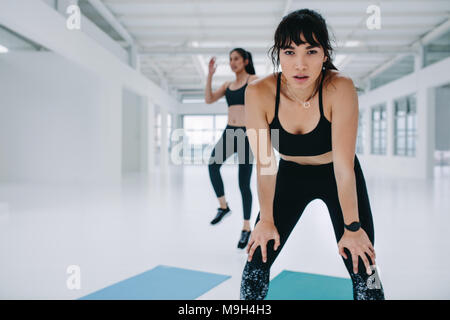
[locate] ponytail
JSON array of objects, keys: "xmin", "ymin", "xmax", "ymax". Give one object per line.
[{"xmin": 230, "ymin": 48, "xmax": 256, "ymax": 75}]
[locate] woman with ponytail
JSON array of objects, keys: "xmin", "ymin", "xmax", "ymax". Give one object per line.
[
  {"xmin": 240, "ymin": 9, "xmax": 386, "ymax": 300},
  {"xmin": 205, "ymin": 48, "xmax": 258, "ymax": 249}
]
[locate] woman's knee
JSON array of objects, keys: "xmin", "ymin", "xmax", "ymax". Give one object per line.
[
  {"xmin": 240, "ymin": 261, "xmax": 270, "ymax": 300},
  {"xmin": 247, "ymin": 240, "xmax": 278, "ymax": 268},
  {"xmin": 350, "ymin": 272, "xmax": 385, "ymax": 300}
]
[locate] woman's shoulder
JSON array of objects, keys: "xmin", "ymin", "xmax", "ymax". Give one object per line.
[
  {"xmin": 248, "ymin": 74, "xmax": 259, "ymax": 83},
  {"xmin": 324, "ymin": 70, "xmax": 355, "ymax": 95},
  {"xmin": 245, "ymin": 73, "xmax": 278, "ymax": 114},
  {"xmin": 323, "ymin": 70, "xmax": 358, "ymax": 117},
  {"xmin": 246, "ymin": 72, "xmax": 278, "ymax": 96}
]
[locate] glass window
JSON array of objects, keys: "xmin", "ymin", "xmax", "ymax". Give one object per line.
[
  {"xmin": 394, "ymin": 94, "xmax": 417, "ymax": 157},
  {"xmin": 154, "ymin": 112, "xmax": 174, "ymax": 166},
  {"xmin": 182, "ymin": 114, "xmax": 230, "ymax": 164},
  {"xmin": 371, "ymin": 104, "xmax": 387, "ymax": 155},
  {"xmin": 356, "ymin": 110, "xmax": 364, "ymax": 154}
]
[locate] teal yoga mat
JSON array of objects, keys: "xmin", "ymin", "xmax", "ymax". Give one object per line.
[
  {"xmin": 265, "ymin": 270, "xmax": 353, "ymax": 300},
  {"xmin": 79, "ymin": 265, "xmax": 231, "ymax": 300}
]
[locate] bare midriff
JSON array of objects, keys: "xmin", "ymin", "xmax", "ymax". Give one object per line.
[
  {"xmin": 227, "ymin": 104, "xmax": 246, "ymax": 126},
  {"xmin": 279, "ymin": 150, "xmax": 333, "ymax": 165}
]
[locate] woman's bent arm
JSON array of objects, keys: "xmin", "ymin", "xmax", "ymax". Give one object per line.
[
  {"xmin": 205, "ymin": 74, "xmax": 228, "ymax": 104},
  {"xmin": 244, "ymin": 81, "xmax": 278, "ymax": 223}
]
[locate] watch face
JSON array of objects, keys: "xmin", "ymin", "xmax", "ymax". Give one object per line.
[{"xmin": 346, "ymin": 222, "xmax": 361, "ymax": 231}]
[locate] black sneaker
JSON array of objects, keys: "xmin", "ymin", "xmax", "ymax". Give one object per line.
[
  {"xmin": 210, "ymin": 205, "xmax": 231, "ymax": 225},
  {"xmin": 237, "ymin": 230, "xmax": 251, "ymax": 249}
]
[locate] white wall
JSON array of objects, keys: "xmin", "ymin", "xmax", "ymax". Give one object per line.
[
  {"xmin": 122, "ymin": 88, "xmax": 148, "ymax": 174},
  {"xmin": 358, "ymin": 56, "xmax": 450, "ymax": 179},
  {"xmin": 0, "ymin": 0, "xmax": 178, "ymax": 181},
  {"xmin": 0, "ymin": 0, "xmax": 178, "ymax": 112},
  {"xmin": 49, "ymin": 0, "xmax": 130, "ymax": 65},
  {"xmin": 177, "ymin": 102, "xmax": 228, "ymax": 115},
  {"xmin": 0, "ymin": 51, "xmax": 122, "ymax": 184}
]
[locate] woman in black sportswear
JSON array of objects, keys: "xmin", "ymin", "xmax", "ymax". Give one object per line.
[
  {"xmin": 205, "ymin": 48, "xmax": 258, "ymax": 249},
  {"xmin": 240, "ymin": 9, "xmax": 385, "ymax": 300}
]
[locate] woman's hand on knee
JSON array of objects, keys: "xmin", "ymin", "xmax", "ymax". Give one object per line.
[
  {"xmin": 246, "ymin": 220, "xmax": 280, "ymax": 263},
  {"xmin": 338, "ymin": 228, "xmax": 376, "ymax": 275}
]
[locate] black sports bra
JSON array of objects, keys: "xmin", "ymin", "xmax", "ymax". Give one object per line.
[
  {"xmin": 225, "ymin": 76, "xmax": 250, "ymax": 107},
  {"xmin": 268, "ymin": 71, "xmax": 332, "ymax": 156}
]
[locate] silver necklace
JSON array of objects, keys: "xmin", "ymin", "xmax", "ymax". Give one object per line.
[{"xmin": 284, "ymin": 76, "xmax": 315, "ymax": 109}]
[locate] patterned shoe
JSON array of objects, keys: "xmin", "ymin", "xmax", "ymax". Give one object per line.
[
  {"xmin": 210, "ymin": 206, "xmax": 231, "ymax": 225},
  {"xmin": 237, "ymin": 230, "xmax": 251, "ymax": 249}
]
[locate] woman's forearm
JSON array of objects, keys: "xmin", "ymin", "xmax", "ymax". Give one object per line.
[
  {"xmin": 204, "ymin": 74, "xmax": 213, "ymax": 103},
  {"xmin": 335, "ymin": 173, "xmax": 360, "ymax": 225},
  {"xmin": 256, "ymin": 163, "xmax": 278, "ymax": 224}
]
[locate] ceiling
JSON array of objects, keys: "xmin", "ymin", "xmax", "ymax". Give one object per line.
[
  {"xmin": 0, "ymin": 25, "xmax": 44, "ymax": 52},
  {"xmin": 84, "ymin": 0, "xmax": 450, "ymax": 100}
]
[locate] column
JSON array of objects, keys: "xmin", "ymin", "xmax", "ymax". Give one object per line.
[
  {"xmin": 160, "ymin": 106, "xmax": 169, "ymax": 173},
  {"xmin": 147, "ymin": 99, "xmax": 155, "ymax": 174}
]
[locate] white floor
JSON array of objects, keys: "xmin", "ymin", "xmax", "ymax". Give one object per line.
[{"xmin": 0, "ymin": 162, "xmax": 449, "ymax": 300}]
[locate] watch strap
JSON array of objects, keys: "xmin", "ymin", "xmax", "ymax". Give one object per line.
[{"xmin": 344, "ymin": 221, "xmax": 361, "ymax": 232}]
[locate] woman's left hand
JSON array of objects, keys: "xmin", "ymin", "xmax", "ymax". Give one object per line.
[{"xmin": 338, "ymin": 228, "xmax": 376, "ymax": 275}]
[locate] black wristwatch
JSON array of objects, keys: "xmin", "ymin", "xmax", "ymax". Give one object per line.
[{"xmin": 344, "ymin": 221, "xmax": 361, "ymax": 232}]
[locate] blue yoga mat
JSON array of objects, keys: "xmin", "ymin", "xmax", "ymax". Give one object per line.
[
  {"xmin": 79, "ymin": 265, "xmax": 231, "ymax": 300},
  {"xmin": 265, "ymin": 270, "xmax": 353, "ymax": 300}
]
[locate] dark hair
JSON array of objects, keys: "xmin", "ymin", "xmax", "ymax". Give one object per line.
[
  {"xmin": 268, "ymin": 9, "xmax": 338, "ymax": 94},
  {"xmin": 230, "ymin": 48, "xmax": 256, "ymax": 75}
]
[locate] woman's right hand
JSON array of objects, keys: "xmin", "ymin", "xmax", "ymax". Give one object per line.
[
  {"xmin": 247, "ymin": 220, "xmax": 280, "ymax": 263},
  {"xmin": 208, "ymin": 56, "xmax": 217, "ymax": 76}
]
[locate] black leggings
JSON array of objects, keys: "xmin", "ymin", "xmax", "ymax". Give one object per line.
[
  {"xmin": 208, "ymin": 125, "xmax": 254, "ymax": 220},
  {"xmin": 240, "ymin": 155, "xmax": 385, "ymax": 300}
]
